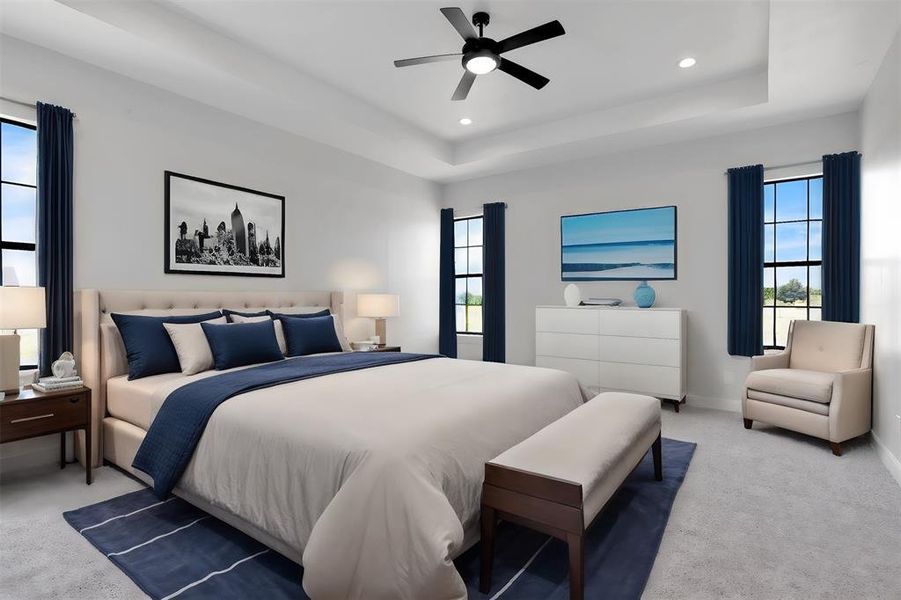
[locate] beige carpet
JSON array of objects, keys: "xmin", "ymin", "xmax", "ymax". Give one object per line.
[{"xmin": 1, "ymin": 406, "xmax": 900, "ymax": 599}]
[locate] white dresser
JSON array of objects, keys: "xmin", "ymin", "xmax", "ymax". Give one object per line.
[{"xmin": 535, "ymin": 306, "xmax": 686, "ymax": 410}]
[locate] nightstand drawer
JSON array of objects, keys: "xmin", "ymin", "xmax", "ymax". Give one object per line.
[{"xmin": 0, "ymin": 395, "xmax": 88, "ymax": 443}]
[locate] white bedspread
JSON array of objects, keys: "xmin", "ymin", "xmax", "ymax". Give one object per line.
[{"xmin": 147, "ymin": 356, "xmax": 586, "ymax": 599}]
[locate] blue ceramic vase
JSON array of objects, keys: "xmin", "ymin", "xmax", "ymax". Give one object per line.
[{"xmin": 633, "ymin": 281, "xmax": 656, "ymax": 308}]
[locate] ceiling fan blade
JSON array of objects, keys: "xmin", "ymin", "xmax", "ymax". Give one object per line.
[
  {"xmin": 451, "ymin": 70, "xmax": 477, "ymax": 101},
  {"xmin": 498, "ymin": 58, "xmax": 549, "ymax": 90},
  {"xmin": 497, "ymin": 20, "xmax": 565, "ymax": 54},
  {"xmin": 394, "ymin": 53, "xmax": 462, "ymax": 68},
  {"xmin": 441, "ymin": 7, "xmax": 477, "ymax": 40}
]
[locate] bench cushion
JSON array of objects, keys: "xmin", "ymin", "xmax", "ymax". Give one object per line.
[{"xmin": 489, "ymin": 392, "xmax": 661, "ymax": 526}]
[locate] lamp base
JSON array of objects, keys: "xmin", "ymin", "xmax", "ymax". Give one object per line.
[
  {"xmin": 0, "ymin": 333, "xmax": 21, "ymax": 395},
  {"xmin": 374, "ymin": 318, "xmax": 387, "ymax": 346}
]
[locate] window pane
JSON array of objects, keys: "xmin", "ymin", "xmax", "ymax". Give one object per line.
[
  {"xmin": 17, "ymin": 328, "xmax": 39, "ymax": 367},
  {"xmin": 775, "ymin": 222, "xmax": 807, "ymax": 262},
  {"xmin": 775, "ymin": 266, "xmax": 807, "ymax": 306},
  {"xmin": 764, "ymin": 185, "xmax": 775, "ymax": 222},
  {"xmin": 764, "ymin": 224, "xmax": 774, "ymax": 263},
  {"xmin": 775, "ymin": 307, "xmax": 807, "ymax": 347},
  {"xmin": 809, "ymin": 266, "xmax": 822, "ymax": 307},
  {"xmin": 468, "ymin": 247, "xmax": 483, "ymax": 275},
  {"xmin": 1, "ymin": 249, "xmax": 37, "ymax": 285},
  {"xmin": 763, "ymin": 267, "xmax": 775, "ymax": 306},
  {"xmin": 1, "ymin": 183, "xmax": 36, "ymax": 244},
  {"xmin": 809, "ymin": 308, "xmax": 821, "ymax": 322},
  {"xmin": 0, "ymin": 122, "xmax": 37, "ymax": 186},
  {"xmin": 775, "ymin": 180, "xmax": 807, "ymax": 222},
  {"xmin": 762, "ymin": 307, "xmax": 775, "ymax": 347},
  {"xmin": 466, "ymin": 276, "xmax": 482, "ymax": 306},
  {"xmin": 454, "ymin": 220, "xmax": 468, "ymax": 248},
  {"xmin": 468, "ymin": 218, "xmax": 483, "ymax": 247},
  {"xmin": 466, "ymin": 305, "xmax": 482, "ymax": 333},
  {"xmin": 454, "ymin": 248, "xmax": 467, "ymax": 275},
  {"xmin": 455, "ymin": 305, "xmax": 465, "ymax": 332},
  {"xmin": 809, "ymin": 178, "xmax": 822, "ymax": 219},
  {"xmin": 808, "ymin": 221, "xmax": 822, "ymax": 261},
  {"xmin": 455, "ymin": 278, "xmax": 466, "ymax": 304}
]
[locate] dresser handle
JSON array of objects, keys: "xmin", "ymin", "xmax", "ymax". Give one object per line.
[{"xmin": 10, "ymin": 413, "xmax": 55, "ymax": 424}]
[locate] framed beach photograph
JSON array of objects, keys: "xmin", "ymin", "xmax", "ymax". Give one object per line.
[
  {"xmin": 561, "ymin": 205, "xmax": 677, "ymax": 281},
  {"xmin": 164, "ymin": 171, "xmax": 285, "ymax": 277}
]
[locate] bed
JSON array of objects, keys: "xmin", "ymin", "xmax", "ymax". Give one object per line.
[{"xmin": 76, "ymin": 289, "xmax": 587, "ymax": 599}]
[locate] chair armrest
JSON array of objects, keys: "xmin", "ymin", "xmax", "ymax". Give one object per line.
[
  {"xmin": 829, "ymin": 368, "xmax": 873, "ymax": 442},
  {"xmin": 750, "ymin": 351, "xmax": 789, "ymax": 372}
]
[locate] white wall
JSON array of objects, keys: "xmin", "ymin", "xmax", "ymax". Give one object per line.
[
  {"xmin": 861, "ymin": 31, "xmax": 901, "ymax": 485},
  {"xmin": 0, "ymin": 36, "xmax": 441, "ymax": 470},
  {"xmin": 442, "ymin": 112, "xmax": 860, "ymax": 410}
]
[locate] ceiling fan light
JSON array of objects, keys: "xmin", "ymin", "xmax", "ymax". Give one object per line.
[{"xmin": 465, "ymin": 54, "xmax": 498, "ymax": 75}]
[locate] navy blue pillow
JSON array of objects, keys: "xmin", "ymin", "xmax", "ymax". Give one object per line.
[
  {"xmin": 201, "ymin": 320, "xmax": 284, "ymax": 370},
  {"xmin": 112, "ymin": 311, "xmax": 223, "ymax": 380},
  {"xmin": 279, "ymin": 315, "xmax": 342, "ymax": 356},
  {"xmin": 267, "ymin": 308, "xmax": 330, "ymax": 320},
  {"xmin": 223, "ymin": 308, "xmax": 268, "ymax": 323}
]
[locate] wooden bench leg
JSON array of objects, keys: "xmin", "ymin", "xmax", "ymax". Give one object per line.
[
  {"xmin": 652, "ymin": 433, "xmax": 663, "ymax": 481},
  {"xmin": 479, "ymin": 505, "xmax": 497, "ymax": 594},
  {"xmin": 567, "ymin": 532, "xmax": 584, "ymax": 600}
]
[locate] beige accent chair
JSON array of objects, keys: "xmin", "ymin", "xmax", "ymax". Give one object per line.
[{"xmin": 742, "ymin": 320, "xmax": 874, "ymax": 456}]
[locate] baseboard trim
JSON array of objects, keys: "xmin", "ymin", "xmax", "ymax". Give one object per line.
[
  {"xmin": 871, "ymin": 431, "xmax": 901, "ymax": 489},
  {"xmin": 687, "ymin": 394, "xmax": 741, "ymax": 413}
]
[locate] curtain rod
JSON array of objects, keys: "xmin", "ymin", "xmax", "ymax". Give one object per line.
[
  {"xmin": 723, "ymin": 159, "xmax": 821, "ymax": 176},
  {"xmin": 0, "ymin": 96, "xmax": 78, "ymax": 118}
]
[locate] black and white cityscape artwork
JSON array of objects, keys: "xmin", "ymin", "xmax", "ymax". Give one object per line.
[{"xmin": 164, "ymin": 172, "xmax": 285, "ymax": 277}]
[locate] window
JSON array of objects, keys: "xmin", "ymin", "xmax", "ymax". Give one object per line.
[
  {"xmin": 1, "ymin": 118, "xmax": 39, "ymax": 368},
  {"xmin": 763, "ymin": 175, "xmax": 823, "ymax": 349},
  {"xmin": 454, "ymin": 215, "xmax": 483, "ymax": 334}
]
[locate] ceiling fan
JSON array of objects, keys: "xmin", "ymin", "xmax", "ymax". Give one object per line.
[{"xmin": 393, "ymin": 7, "xmax": 565, "ymax": 101}]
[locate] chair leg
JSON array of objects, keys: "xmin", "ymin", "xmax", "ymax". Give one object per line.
[
  {"xmin": 652, "ymin": 433, "xmax": 663, "ymax": 481},
  {"xmin": 743, "ymin": 418, "xmax": 753, "ymax": 429},
  {"xmin": 479, "ymin": 505, "xmax": 497, "ymax": 594},
  {"xmin": 830, "ymin": 442, "xmax": 843, "ymax": 457},
  {"xmin": 566, "ymin": 532, "xmax": 584, "ymax": 600}
]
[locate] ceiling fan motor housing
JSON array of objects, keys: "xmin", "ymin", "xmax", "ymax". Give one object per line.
[{"xmin": 462, "ymin": 38, "xmax": 500, "ymax": 72}]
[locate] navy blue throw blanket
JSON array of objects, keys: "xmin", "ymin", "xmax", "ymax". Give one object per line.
[{"xmin": 133, "ymin": 352, "xmax": 438, "ymax": 498}]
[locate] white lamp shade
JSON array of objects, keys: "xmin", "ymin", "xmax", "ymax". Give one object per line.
[
  {"xmin": 0, "ymin": 286, "xmax": 47, "ymax": 329},
  {"xmin": 357, "ymin": 293, "xmax": 400, "ymax": 318}
]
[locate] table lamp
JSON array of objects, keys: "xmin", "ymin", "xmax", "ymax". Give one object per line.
[
  {"xmin": 357, "ymin": 293, "xmax": 400, "ymax": 346},
  {"xmin": 0, "ymin": 286, "xmax": 46, "ymax": 394}
]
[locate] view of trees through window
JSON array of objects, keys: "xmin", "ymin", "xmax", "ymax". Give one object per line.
[
  {"xmin": 454, "ymin": 216, "xmax": 483, "ymax": 334},
  {"xmin": 763, "ymin": 175, "xmax": 823, "ymax": 349},
  {"xmin": 1, "ymin": 118, "xmax": 39, "ymax": 368}
]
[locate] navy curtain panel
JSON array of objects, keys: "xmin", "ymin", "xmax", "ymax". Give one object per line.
[
  {"xmin": 822, "ymin": 151, "xmax": 861, "ymax": 323},
  {"xmin": 727, "ymin": 164, "xmax": 764, "ymax": 357},
  {"xmin": 482, "ymin": 202, "xmax": 506, "ymax": 363},
  {"xmin": 36, "ymin": 102, "xmax": 75, "ymax": 375},
  {"xmin": 438, "ymin": 208, "xmax": 458, "ymax": 358}
]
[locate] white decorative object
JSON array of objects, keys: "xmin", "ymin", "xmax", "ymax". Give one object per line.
[
  {"xmin": 535, "ymin": 305, "xmax": 686, "ymax": 410},
  {"xmin": 563, "ymin": 284, "xmax": 582, "ymax": 307},
  {"xmin": 351, "ymin": 341, "xmax": 379, "ymax": 351},
  {"xmin": 51, "ymin": 351, "xmax": 77, "ymax": 379},
  {"xmin": 0, "ymin": 286, "xmax": 47, "ymax": 395}
]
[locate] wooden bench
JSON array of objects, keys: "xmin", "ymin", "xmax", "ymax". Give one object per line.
[{"xmin": 479, "ymin": 392, "xmax": 662, "ymax": 600}]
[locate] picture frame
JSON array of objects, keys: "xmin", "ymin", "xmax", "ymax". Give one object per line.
[{"xmin": 164, "ymin": 171, "xmax": 285, "ymax": 278}]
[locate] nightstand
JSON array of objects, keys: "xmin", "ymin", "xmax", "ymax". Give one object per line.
[
  {"xmin": 372, "ymin": 345, "xmax": 401, "ymax": 352},
  {"xmin": 0, "ymin": 386, "xmax": 92, "ymax": 484}
]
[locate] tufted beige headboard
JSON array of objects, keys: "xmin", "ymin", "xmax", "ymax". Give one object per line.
[{"xmin": 74, "ymin": 289, "xmax": 344, "ymax": 467}]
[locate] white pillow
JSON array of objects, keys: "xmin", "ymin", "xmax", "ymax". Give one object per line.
[
  {"xmin": 163, "ymin": 316, "xmax": 227, "ymax": 375},
  {"xmin": 230, "ymin": 314, "xmax": 287, "ymax": 355}
]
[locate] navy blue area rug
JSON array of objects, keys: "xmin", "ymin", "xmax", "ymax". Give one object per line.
[{"xmin": 64, "ymin": 438, "xmax": 695, "ymax": 600}]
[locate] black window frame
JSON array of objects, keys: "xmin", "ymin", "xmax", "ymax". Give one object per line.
[
  {"xmin": 454, "ymin": 215, "xmax": 483, "ymax": 335},
  {"xmin": 763, "ymin": 174, "xmax": 823, "ymax": 350},
  {"xmin": 0, "ymin": 117, "xmax": 39, "ymax": 369}
]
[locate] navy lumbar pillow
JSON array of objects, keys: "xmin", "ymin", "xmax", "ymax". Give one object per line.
[
  {"xmin": 201, "ymin": 320, "xmax": 284, "ymax": 370},
  {"xmin": 280, "ymin": 314, "xmax": 342, "ymax": 356},
  {"xmin": 267, "ymin": 308, "xmax": 330, "ymax": 320},
  {"xmin": 112, "ymin": 311, "xmax": 223, "ymax": 380},
  {"xmin": 223, "ymin": 308, "xmax": 268, "ymax": 323}
]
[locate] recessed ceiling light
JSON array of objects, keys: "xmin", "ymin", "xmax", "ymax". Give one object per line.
[
  {"xmin": 679, "ymin": 57, "xmax": 696, "ymax": 69},
  {"xmin": 459, "ymin": 117, "xmax": 473, "ymax": 125}
]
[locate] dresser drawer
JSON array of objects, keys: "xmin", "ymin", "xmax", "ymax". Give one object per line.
[
  {"xmin": 597, "ymin": 335, "xmax": 680, "ymax": 367},
  {"xmin": 0, "ymin": 395, "xmax": 88, "ymax": 443},
  {"xmin": 536, "ymin": 355, "xmax": 599, "ymax": 387},
  {"xmin": 536, "ymin": 332, "xmax": 600, "ymax": 361},
  {"xmin": 598, "ymin": 310, "xmax": 681, "ymax": 339},
  {"xmin": 536, "ymin": 308, "xmax": 599, "ymax": 334},
  {"xmin": 598, "ymin": 362, "xmax": 681, "ymax": 399}
]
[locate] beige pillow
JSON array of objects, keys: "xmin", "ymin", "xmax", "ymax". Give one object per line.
[
  {"xmin": 229, "ymin": 314, "xmax": 287, "ymax": 355},
  {"xmin": 163, "ymin": 316, "xmax": 227, "ymax": 375}
]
